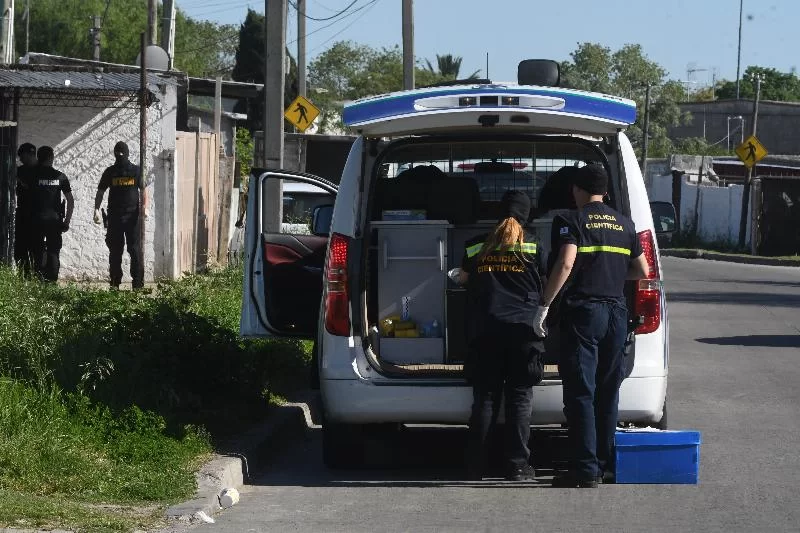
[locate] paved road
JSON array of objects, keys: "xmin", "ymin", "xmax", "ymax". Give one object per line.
[{"xmin": 186, "ymin": 258, "xmax": 800, "ymax": 532}]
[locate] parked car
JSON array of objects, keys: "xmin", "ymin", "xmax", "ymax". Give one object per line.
[{"xmin": 240, "ymin": 60, "xmax": 674, "ymax": 467}]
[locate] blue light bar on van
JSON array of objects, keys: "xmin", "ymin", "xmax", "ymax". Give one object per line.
[{"xmin": 415, "ymin": 93, "xmax": 565, "ymax": 111}]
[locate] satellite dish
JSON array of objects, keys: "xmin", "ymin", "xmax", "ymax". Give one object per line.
[{"xmin": 135, "ymin": 45, "xmax": 170, "ymax": 71}]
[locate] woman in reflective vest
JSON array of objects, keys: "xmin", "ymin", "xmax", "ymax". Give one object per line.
[{"xmin": 458, "ymin": 189, "xmax": 544, "ymax": 481}]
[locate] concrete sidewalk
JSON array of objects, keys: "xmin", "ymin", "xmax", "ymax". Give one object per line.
[{"xmin": 661, "ymin": 249, "xmax": 800, "ymax": 267}]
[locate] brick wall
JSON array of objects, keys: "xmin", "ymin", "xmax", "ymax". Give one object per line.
[{"xmin": 18, "ymin": 87, "xmax": 177, "ymax": 282}]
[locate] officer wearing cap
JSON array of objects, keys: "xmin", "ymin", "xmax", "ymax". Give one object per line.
[
  {"xmin": 14, "ymin": 143, "xmax": 38, "ymax": 275},
  {"xmin": 29, "ymin": 146, "xmax": 74, "ymax": 282},
  {"xmin": 535, "ymin": 164, "xmax": 649, "ymax": 488},
  {"xmin": 94, "ymin": 141, "xmax": 146, "ymax": 289},
  {"xmin": 458, "ymin": 189, "xmax": 544, "ymax": 481}
]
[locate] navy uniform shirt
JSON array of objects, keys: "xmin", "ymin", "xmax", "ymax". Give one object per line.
[
  {"xmin": 98, "ymin": 160, "xmax": 143, "ymax": 216},
  {"xmin": 553, "ymin": 201, "xmax": 643, "ymax": 304},
  {"xmin": 15, "ymin": 165, "xmax": 38, "ymax": 221},
  {"xmin": 462, "ymin": 230, "xmax": 543, "ymax": 324},
  {"xmin": 30, "ymin": 166, "xmax": 71, "ymax": 224}
]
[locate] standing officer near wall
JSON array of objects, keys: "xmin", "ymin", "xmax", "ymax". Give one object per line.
[
  {"xmin": 535, "ymin": 164, "xmax": 649, "ymax": 488},
  {"xmin": 14, "ymin": 143, "xmax": 38, "ymax": 275},
  {"xmin": 29, "ymin": 146, "xmax": 74, "ymax": 282},
  {"xmin": 93, "ymin": 141, "xmax": 146, "ymax": 289}
]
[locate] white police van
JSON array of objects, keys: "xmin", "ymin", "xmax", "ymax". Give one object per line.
[{"xmin": 240, "ymin": 60, "xmax": 672, "ymax": 467}]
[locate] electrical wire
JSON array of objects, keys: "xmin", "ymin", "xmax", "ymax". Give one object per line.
[
  {"xmin": 306, "ymin": 0, "xmax": 380, "ymax": 52},
  {"xmin": 288, "ymin": 0, "xmax": 359, "ymax": 22},
  {"xmin": 287, "ymin": 0, "xmax": 378, "ymax": 45}
]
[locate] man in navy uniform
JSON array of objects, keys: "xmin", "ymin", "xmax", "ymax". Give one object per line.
[
  {"xmin": 14, "ymin": 142, "xmax": 38, "ymax": 275},
  {"xmin": 94, "ymin": 141, "xmax": 146, "ymax": 289},
  {"xmin": 535, "ymin": 164, "xmax": 649, "ymax": 488},
  {"xmin": 29, "ymin": 146, "xmax": 74, "ymax": 282}
]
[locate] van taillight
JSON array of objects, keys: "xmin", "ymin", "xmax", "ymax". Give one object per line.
[
  {"xmin": 324, "ymin": 233, "xmax": 351, "ymax": 336},
  {"xmin": 635, "ymin": 229, "xmax": 661, "ymax": 335}
]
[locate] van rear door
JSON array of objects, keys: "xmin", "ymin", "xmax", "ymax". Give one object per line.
[{"xmin": 240, "ymin": 170, "xmax": 338, "ymax": 338}]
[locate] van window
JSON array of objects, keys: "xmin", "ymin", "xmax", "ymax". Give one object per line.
[{"xmin": 373, "ymin": 139, "xmax": 607, "ymax": 222}]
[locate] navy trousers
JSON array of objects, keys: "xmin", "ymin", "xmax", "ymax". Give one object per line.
[{"xmin": 558, "ymin": 300, "xmax": 628, "ymax": 481}]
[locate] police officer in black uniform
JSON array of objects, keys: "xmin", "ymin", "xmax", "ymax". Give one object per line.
[
  {"xmin": 14, "ymin": 143, "xmax": 38, "ymax": 275},
  {"xmin": 534, "ymin": 164, "xmax": 649, "ymax": 488},
  {"xmin": 459, "ymin": 190, "xmax": 544, "ymax": 481},
  {"xmin": 29, "ymin": 146, "xmax": 74, "ymax": 282},
  {"xmin": 94, "ymin": 141, "xmax": 146, "ymax": 289}
]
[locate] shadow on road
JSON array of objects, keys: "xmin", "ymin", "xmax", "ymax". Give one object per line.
[
  {"xmin": 696, "ymin": 335, "xmax": 800, "ymax": 348},
  {"xmin": 667, "ymin": 291, "xmax": 800, "ymax": 307}
]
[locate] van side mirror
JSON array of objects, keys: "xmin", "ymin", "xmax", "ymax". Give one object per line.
[
  {"xmin": 650, "ymin": 201, "xmax": 677, "ymax": 234},
  {"xmin": 311, "ymin": 204, "xmax": 334, "ymax": 236}
]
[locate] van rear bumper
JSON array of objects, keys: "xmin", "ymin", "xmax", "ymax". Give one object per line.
[{"xmin": 321, "ymin": 376, "xmax": 667, "ymax": 425}]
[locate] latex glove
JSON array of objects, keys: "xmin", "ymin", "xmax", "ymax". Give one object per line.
[
  {"xmin": 533, "ymin": 305, "xmax": 549, "ymax": 338},
  {"xmin": 447, "ymin": 267, "xmax": 463, "ymax": 284},
  {"xmin": 144, "ymin": 207, "xmax": 150, "ymax": 220},
  {"xmin": 93, "ymin": 208, "xmax": 102, "ymax": 225}
]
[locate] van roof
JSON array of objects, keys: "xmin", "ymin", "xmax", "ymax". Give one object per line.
[{"xmin": 342, "ymin": 83, "xmax": 636, "ymax": 137}]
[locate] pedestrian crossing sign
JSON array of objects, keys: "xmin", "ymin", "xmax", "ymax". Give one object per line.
[
  {"xmin": 735, "ymin": 135, "xmax": 767, "ymax": 169},
  {"xmin": 284, "ymin": 95, "xmax": 320, "ymax": 132}
]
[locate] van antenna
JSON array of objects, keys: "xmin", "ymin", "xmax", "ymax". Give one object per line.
[{"xmin": 486, "ymin": 52, "xmax": 489, "ymax": 79}]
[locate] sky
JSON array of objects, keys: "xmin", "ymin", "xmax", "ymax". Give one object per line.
[{"xmin": 178, "ymin": 0, "xmax": 798, "ymax": 89}]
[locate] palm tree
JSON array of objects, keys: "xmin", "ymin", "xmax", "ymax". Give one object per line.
[{"xmin": 425, "ymin": 54, "xmax": 481, "ymax": 80}]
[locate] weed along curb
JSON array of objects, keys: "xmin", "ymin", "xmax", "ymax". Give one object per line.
[
  {"xmin": 163, "ymin": 391, "xmax": 318, "ymax": 523},
  {"xmin": 661, "ymin": 249, "xmax": 800, "ymax": 267}
]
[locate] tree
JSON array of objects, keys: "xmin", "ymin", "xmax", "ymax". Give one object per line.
[
  {"xmin": 715, "ymin": 66, "xmax": 800, "ymax": 101},
  {"xmin": 308, "ymin": 41, "xmax": 442, "ymax": 133},
  {"xmin": 231, "ymin": 9, "xmax": 298, "ymax": 131},
  {"xmin": 14, "ymin": 0, "xmax": 235, "ymax": 77},
  {"xmin": 560, "ymin": 42, "xmax": 688, "ymax": 158},
  {"xmin": 425, "ymin": 54, "xmax": 480, "ymax": 80}
]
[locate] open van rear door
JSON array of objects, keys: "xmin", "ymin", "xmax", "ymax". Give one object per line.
[{"xmin": 240, "ymin": 170, "xmax": 338, "ymax": 338}]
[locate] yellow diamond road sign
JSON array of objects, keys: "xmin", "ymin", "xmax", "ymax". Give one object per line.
[
  {"xmin": 735, "ymin": 135, "xmax": 767, "ymax": 169},
  {"xmin": 284, "ymin": 95, "xmax": 319, "ymax": 132}
]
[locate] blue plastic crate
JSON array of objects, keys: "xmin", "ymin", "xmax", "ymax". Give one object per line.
[{"xmin": 615, "ymin": 430, "xmax": 701, "ymax": 484}]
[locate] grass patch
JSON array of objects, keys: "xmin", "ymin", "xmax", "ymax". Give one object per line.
[{"xmin": 0, "ymin": 265, "xmax": 312, "ymax": 530}]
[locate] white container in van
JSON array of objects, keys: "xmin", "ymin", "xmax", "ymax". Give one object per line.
[{"xmin": 240, "ymin": 64, "xmax": 672, "ymax": 467}]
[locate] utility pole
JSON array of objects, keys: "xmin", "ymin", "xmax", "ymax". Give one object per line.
[
  {"xmin": 0, "ymin": 0, "xmax": 15, "ymax": 64},
  {"xmin": 139, "ymin": 32, "xmax": 147, "ymax": 278},
  {"xmin": 263, "ymin": 0, "xmax": 287, "ymax": 233},
  {"xmin": 737, "ymin": 74, "xmax": 762, "ymax": 249},
  {"xmin": 297, "ymin": 0, "xmax": 306, "ymax": 97},
  {"xmin": 147, "ymin": 0, "xmax": 157, "ymax": 46},
  {"xmin": 162, "ymin": 0, "xmax": 176, "ymax": 69},
  {"xmin": 90, "ymin": 15, "xmax": 101, "ymax": 61},
  {"xmin": 24, "ymin": 0, "xmax": 29, "ymax": 56},
  {"xmin": 640, "ymin": 84, "xmax": 652, "ymax": 178},
  {"xmin": 402, "ymin": 0, "xmax": 413, "ymax": 90},
  {"xmin": 736, "ymin": 0, "xmax": 743, "ymax": 99}
]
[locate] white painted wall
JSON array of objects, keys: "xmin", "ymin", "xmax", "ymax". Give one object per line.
[
  {"xmin": 648, "ymin": 174, "xmax": 751, "ymax": 245},
  {"xmin": 18, "ymin": 84, "xmax": 178, "ymax": 282}
]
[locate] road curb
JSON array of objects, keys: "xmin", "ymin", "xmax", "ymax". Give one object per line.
[
  {"xmin": 163, "ymin": 390, "xmax": 318, "ymax": 522},
  {"xmin": 661, "ymin": 249, "xmax": 800, "ymax": 267}
]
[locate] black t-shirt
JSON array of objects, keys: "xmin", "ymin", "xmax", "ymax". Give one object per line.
[
  {"xmin": 30, "ymin": 166, "xmax": 71, "ymax": 223},
  {"xmin": 552, "ymin": 201, "xmax": 643, "ymax": 304},
  {"xmin": 461, "ymin": 230, "xmax": 543, "ymax": 324},
  {"xmin": 98, "ymin": 160, "xmax": 143, "ymax": 215},
  {"xmin": 15, "ymin": 164, "xmax": 38, "ymax": 218}
]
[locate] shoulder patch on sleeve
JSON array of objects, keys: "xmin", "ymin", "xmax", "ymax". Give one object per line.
[{"xmin": 559, "ymin": 226, "xmax": 570, "ymax": 235}]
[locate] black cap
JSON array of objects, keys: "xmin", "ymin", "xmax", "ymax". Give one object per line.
[
  {"xmin": 499, "ymin": 189, "xmax": 531, "ymax": 224},
  {"xmin": 574, "ymin": 164, "xmax": 608, "ymax": 195},
  {"xmin": 114, "ymin": 141, "xmax": 129, "ymax": 158},
  {"xmin": 17, "ymin": 143, "xmax": 36, "ymax": 157},
  {"xmin": 37, "ymin": 145, "xmax": 54, "ymax": 163}
]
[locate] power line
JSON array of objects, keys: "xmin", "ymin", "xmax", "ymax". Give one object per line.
[
  {"xmin": 307, "ymin": 0, "xmax": 380, "ymax": 52},
  {"xmin": 288, "ymin": 0, "xmax": 378, "ymax": 45},
  {"xmin": 288, "ymin": 0, "xmax": 359, "ymax": 21}
]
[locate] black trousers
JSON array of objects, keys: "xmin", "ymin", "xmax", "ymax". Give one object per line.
[
  {"xmin": 558, "ymin": 300, "xmax": 628, "ymax": 481},
  {"xmin": 13, "ymin": 214, "xmax": 34, "ymax": 276},
  {"xmin": 106, "ymin": 212, "xmax": 143, "ymax": 288},
  {"xmin": 467, "ymin": 320, "xmax": 543, "ymax": 472},
  {"xmin": 30, "ymin": 221, "xmax": 62, "ymax": 282}
]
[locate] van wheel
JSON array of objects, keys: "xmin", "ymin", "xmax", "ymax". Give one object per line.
[
  {"xmin": 656, "ymin": 401, "xmax": 668, "ymax": 430},
  {"xmin": 323, "ymin": 422, "xmax": 365, "ymax": 468}
]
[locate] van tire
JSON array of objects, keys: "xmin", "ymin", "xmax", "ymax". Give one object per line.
[
  {"xmin": 656, "ymin": 401, "xmax": 668, "ymax": 430},
  {"xmin": 323, "ymin": 422, "xmax": 365, "ymax": 468}
]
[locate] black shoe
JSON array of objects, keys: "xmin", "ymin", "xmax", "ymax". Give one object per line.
[
  {"xmin": 505, "ymin": 464, "xmax": 536, "ymax": 481},
  {"xmin": 551, "ymin": 473, "xmax": 599, "ymax": 488},
  {"xmin": 600, "ymin": 471, "xmax": 616, "ymax": 484}
]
